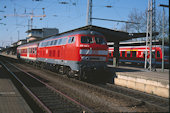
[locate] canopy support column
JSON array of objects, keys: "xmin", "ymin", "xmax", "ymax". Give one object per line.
[{"xmin": 113, "ymin": 41, "xmax": 119, "ymax": 67}]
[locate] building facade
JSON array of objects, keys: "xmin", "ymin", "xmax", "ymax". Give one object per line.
[{"xmin": 26, "ymin": 28, "xmax": 59, "ymax": 42}]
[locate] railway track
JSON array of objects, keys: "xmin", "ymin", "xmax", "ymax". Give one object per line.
[
  {"xmin": 0, "ymin": 55, "xmax": 169, "ymax": 112},
  {"xmin": 0, "ymin": 59, "xmax": 92, "ymax": 113},
  {"xmin": 98, "ymin": 83, "xmax": 169, "ymax": 111}
]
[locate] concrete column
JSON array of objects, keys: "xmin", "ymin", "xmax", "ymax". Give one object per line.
[{"xmin": 113, "ymin": 41, "xmax": 119, "ymax": 67}]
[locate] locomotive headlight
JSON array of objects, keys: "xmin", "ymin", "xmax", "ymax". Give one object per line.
[{"xmin": 81, "ymin": 56, "xmax": 90, "ymax": 61}]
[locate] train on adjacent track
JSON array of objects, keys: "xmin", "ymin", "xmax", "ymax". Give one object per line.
[
  {"xmin": 108, "ymin": 45, "xmax": 169, "ymax": 68},
  {"xmin": 17, "ymin": 30, "xmax": 113, "ymax": 81}
]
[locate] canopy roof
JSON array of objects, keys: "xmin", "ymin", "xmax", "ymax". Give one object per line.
[{"xmin": 58, "ymin": 25, "xmax": 158, "ymax": 42}]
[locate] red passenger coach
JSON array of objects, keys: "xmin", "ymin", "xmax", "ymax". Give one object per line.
[
  {"xmin": 17, "ymin": 30, "xmax": 111, "ymax": 80},
  {"xmin": 17, "ymin": 42, "xmax": 39, "ymax": 61},
  {"xmin": 108, "ymin": 45, "xmax": 169, "ymax": 67}
]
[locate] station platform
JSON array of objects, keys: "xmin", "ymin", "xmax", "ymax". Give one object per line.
[
  {"xmin": 0, "ymin": 63, "xmax": 33, "ymax": 113},
  {"xmin": 110, "ymin": 64, "xmax": 169, "ymax": 98}
]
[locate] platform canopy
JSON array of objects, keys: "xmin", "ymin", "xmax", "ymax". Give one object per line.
[{"xmin": 62, "ymin": 25, "xmax": 158, "ymax": 42}]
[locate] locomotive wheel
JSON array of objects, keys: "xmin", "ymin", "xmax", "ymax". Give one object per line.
[
  {"xmin": 66, "ymin": 67, "xmax": 74, "ymax": 78},
  {"xmin": 78, "ymin": 70, "xmax": 87, "ymax": 81},
  {"xmin": 40, "ymin": 63, "xmax": 44, "ymax": 69}
]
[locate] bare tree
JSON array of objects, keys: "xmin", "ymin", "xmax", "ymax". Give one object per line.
[
  {"xmin": 121, "ymin": 8, "xmax": 169, "ymax": 41},
  {"xmin": 121, "ymin": 8, "xmax": 147, "ymax": 33}
]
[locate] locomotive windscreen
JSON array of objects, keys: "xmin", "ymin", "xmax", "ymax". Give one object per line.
[
  {"xmin": 95, "ymin": 37, "xmax": 106, "ymax": 45},
  {"xmin": 81, "ymin": 36, "xmax": 93, "ymax": 44}
]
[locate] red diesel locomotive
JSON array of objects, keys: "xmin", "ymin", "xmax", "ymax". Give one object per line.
[
  {"xmin": 17, "ymin": 30, "xmax": 112, "ymax": 80},
  {"xmin": 108, "ymin": 45, "xmax": 169, "ymax": 67}
]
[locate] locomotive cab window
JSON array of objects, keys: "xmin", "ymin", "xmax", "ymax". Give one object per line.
[
  {"xmin": 81, "ymin": 36, "xmax": 93, "ymax": 44},
  {"xmin": 95, "ymin": 37, "xmax": 106, "ymax": 45}
]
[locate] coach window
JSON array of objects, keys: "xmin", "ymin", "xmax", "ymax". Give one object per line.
[
  {"xmin": 122, "ymin": 51, "xmax": 125, "ymax": 57},
  {"xmin": 143, "ymin": 52, "xmax": 145, "ymax": 58},
  {"xmin": 132, "ymin": 51, "xmax": 136, "ymax": 57},
  {"xmin": 112, "ymin": 51, "xmax": 116, "ymax": 57},
  {"xmin": 157, "ymin": 51, "xmax": 160, "ymax": 58},
  {"xmin": 127, "ymin": 51, "xmax": 130, "ymax": 57},
  {"xmin": 81, "ymin": 36, "xmax": 93, "ymax": 44},
  {"xmin": 32, "ymin": 48, "xmax": 33, "ymax": 53},
  {"xmin": 109, "ymin": 51, "xmax": 112, "ymax": 57},
  {"xmin": 34, "ymin": 48, "xmax": 37, "ymax": 54},
  {"xmin": 31, "ymin": 48, "xmax": 33, "ymax": 53},
  {"xmin": 152, "ymin": 51, "xmax": 155, "ymax": 58}
]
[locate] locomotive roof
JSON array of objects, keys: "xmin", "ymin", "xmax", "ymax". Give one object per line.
[{"xmin": 42, "ymin": 30, "xmax": 104, "ymax": 41}]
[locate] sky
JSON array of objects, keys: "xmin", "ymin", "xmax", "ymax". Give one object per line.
[{"xmin": 0, "ymin": 0, "xmax": 169, "ymax": 47}]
